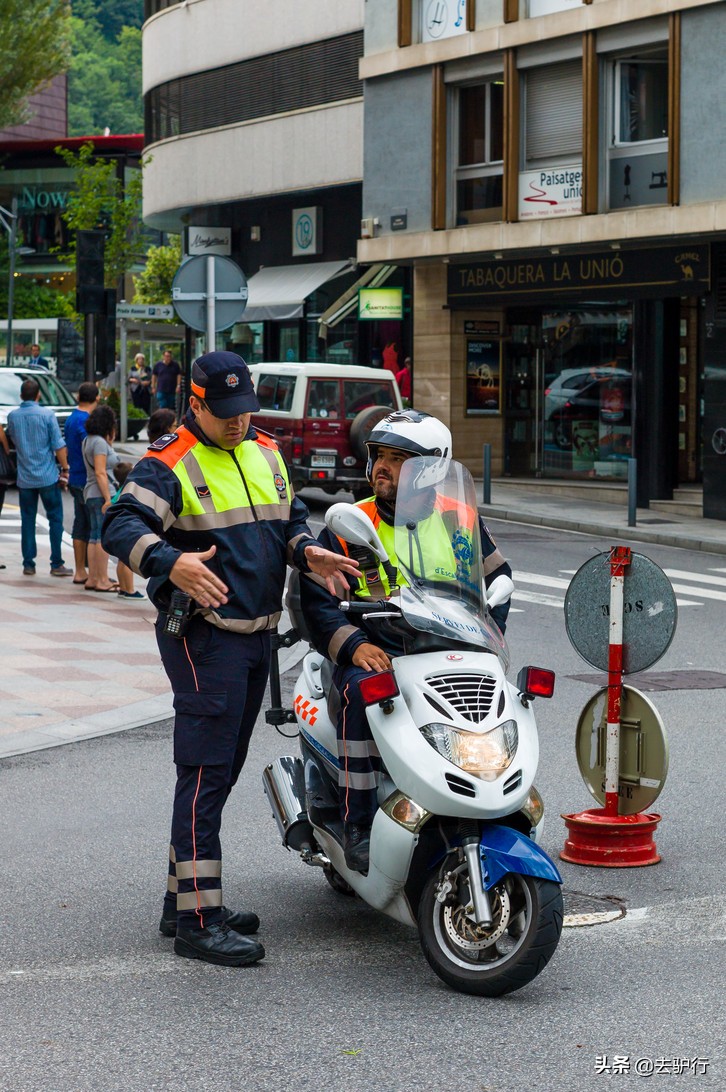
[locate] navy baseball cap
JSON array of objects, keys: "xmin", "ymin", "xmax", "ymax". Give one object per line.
[{"xmin": 190, "ymin": 351, "xmax": 260, "ymax": 417}]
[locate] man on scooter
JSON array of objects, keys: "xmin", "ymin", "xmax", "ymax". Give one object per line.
[{"xmin": 300, "ymin": 409, "xmax": 513, "ymax": 873}]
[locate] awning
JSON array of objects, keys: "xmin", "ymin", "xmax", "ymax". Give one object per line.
[
  {"xmin": 243, "ymin": 260, "xmax": 353, "ymax": 322},
  {"xmin": 318, "ymin": 263, "xmax": 397, "ymax": 338}
]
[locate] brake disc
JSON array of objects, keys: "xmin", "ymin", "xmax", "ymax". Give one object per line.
[{"xmin": 443, "ymin": 883, "xmax": 511, "ymax": 951}]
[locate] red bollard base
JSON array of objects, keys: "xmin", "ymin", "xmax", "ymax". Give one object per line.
[{"xmin": 560, "ymin": 808, "xmax": 662, "ymax": 867}]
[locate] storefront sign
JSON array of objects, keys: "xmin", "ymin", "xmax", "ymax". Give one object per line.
[
  {"xmin": 519, "ymin": 165, "xmax": 582, "ymax": 220},
  {"xmin": 464, "ymin": 320, "xmax": 500, "ymax": 335},
  {"xmin": 358, "ymin": 287, "xmax": 404, "ymax": 320},
  {"xmin": 448, "ymin": 245, "xmax": 710, "ymax": 305},
  {"xmin": 184, "ymin": 226, "xmax": 231, "ymax": 256},
  {"xmin": 422, "ymin": 0, "xmax": 468, "ymax": 42},
  {"xmin": 466, "ymin": 339, "xmax": 501, "ymax": 415},
  {"xmin": 292, "ymin": 206, "xmax": 322, "ymax": 256}
]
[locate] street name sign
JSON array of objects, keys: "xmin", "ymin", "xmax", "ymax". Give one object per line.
[{"xmin": 116, "ymin": 303, "xmax": 175, "ymax": 320}]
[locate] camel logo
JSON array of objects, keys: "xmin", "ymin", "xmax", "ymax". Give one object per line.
[
  {"xmin": 680, "ymin": 264, "xmax": 694, "ymax": 281},
  {"xmin": 225, "ymin": 373, "xmax": 240, "ymax": 387}
]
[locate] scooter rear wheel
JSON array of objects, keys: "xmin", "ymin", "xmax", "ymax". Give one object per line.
[
  {"xmin": 323, "ymin": 864, "xmax": 356, "ymax": 897},
  {"xmin": 417, "ymin": 858, "xmax": 563, "ymax": 997}
]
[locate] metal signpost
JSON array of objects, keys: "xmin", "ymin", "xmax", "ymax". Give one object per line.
[
  {"xmin": 116, "ymin": 303, "xmax": 176, "ymax": 442},
  {"xmin": 561, "ymin": 547, "xmax": 677, "ymax": 867},
  {"xmin": 171, "ymin": 255, "xmax": 248, "ymax": 350}
]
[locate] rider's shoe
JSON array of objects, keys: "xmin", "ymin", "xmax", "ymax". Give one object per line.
[
  {"xmin": 174, "ymin": 921, "xmax": 265, "ymax": 966},
  {"xmin": 159, "ymin": 904, "xmax": 260, "ymax": 937},
  {"xmin": 343, "ymin": 823, "xmax": 371, "ymax": 873}
]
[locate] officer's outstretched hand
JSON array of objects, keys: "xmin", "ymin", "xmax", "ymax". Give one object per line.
[
  {"xmin": 304, "ymin": 544, "xmax": 360, "ymax": 598},
  {"xmin": 352, "ymin": 642, "xmax": 391, "ymax": 673},
  {"xmin": 170, "ymin": 546, "xmax": 229, "ymax": 609}
]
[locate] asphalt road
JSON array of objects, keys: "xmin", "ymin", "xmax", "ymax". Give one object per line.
[{"xmin": 1, "ymin": 509, "xmax": 724, "ymax": 1091}]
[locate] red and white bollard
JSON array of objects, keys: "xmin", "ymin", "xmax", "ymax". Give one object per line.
[{"xmin": 561, "ymin": 546, "xmax": 662, "ymax": 867}]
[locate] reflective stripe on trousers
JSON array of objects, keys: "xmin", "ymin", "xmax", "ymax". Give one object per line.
[{"xmin": 333, "ymin": 662, "xmax": 382, "ymax": 827}]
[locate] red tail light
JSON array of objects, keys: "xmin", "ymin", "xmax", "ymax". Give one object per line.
[
  {"xmin": 292, "ymin": 436, "xmax": 303, "ymax": 463},
  {"xmin": 517, "ymin": 666, "xmax": 555, "ymax": 699},
  {"xmin": 359, "ymin": 671, "xmax": 399, "ymax": 705}
]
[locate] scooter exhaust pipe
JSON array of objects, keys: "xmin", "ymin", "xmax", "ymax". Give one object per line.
[{"xmin": 263, "ymin": 756, "xmax": 316, "ymax": 852}]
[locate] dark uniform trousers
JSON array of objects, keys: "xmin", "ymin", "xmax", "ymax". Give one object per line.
[
  {"xmin": 333, "ymin": 663, "xmax": 382, "ymax": 827},
  {"xmin": 156, "ymin": 615, "xmax": 271, "ymax": 931}
]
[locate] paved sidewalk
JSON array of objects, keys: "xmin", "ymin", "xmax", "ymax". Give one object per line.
[{"xmin": 2, "ymin": 469, "xmax": 725, "ymax": 762}]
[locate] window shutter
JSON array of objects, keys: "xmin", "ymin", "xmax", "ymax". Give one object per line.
[{"xmin": 525, "ymin": 60, "xmax": 582, "ymax": 161}]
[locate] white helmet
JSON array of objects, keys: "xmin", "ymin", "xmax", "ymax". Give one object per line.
[{"xmin": 365, "ymin": 409, "xmax": 452, "ymax": 486}]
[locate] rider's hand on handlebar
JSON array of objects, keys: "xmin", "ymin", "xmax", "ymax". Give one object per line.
[{"xmin": 352, "ymin": 642, "xmax": 392, "ymax": 673}]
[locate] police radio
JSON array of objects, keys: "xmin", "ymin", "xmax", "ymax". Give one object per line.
[{"xmin": 163, "ymin": 589, "xmax": 193, "ymax": 638}]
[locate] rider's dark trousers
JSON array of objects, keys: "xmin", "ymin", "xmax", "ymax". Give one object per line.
[
  {"xmin": 333, "ymin": 663, "xmax": 382, "ymax": 827},
  {"xmin": 156, "ymin": 617, "xmax": 270, "ymax": 930}
]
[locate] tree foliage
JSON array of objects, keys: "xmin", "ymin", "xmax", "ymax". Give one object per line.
[
  {"xmin": 68, "ymin": 15, "xmax": 143, "ymax": 136},
  {"xmin": 55, "ymin": 142, "xmax": 147, "ymax": 287},
  {"xmin": 0, "ymin": 0, "xmax": 71, "ymax": 128},
  {"xmin": 133, "ymin": 237, "xmax": 182, "ymax": 306}
]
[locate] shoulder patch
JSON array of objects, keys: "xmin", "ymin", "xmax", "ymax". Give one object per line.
[{"xmin": 148, "ymin": 433, "xmax": 179, "ymax": 452}]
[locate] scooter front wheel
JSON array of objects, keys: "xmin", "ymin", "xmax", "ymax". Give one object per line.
[{"xmin": 417, "ymin": 858, "xmax": 563, "ymax": 997}]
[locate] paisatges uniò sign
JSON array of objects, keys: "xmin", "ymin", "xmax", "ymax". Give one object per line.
[
  {"xmin": 358, "ymin": 287, "xmax": 403, "ymax": 320},
  {"xmin": 519, "ymin": 165, "xmax": 582, "ymax": 220}
]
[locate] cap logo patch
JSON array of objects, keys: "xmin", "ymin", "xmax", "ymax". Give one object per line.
[{"xmin": 225, "ymin": 373, "xmax": 240, "ymax": 387}]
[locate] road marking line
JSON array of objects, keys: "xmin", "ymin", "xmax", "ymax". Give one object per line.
[
  {"xmin": 670, "ymin": 582, "xmax": 726, "ymax": 601},
  {"xmin": 516, "ymin": 570, "xmax": 571, "ymax": 590},
  {"xmin": 512, "ymin": 590, "xmax": 565, "ymax": 609},
  {"xmin": 664, "ymin": 568, "xmax": 726, "ymax": 587}
]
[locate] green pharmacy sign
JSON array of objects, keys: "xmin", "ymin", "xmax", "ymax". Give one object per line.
[{"xmin": 358, "ymin": 287, "xmax": 403, "ymax": 321}]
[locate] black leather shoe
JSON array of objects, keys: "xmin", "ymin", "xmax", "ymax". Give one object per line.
[
  {"xmin": 343, "ymin": 823, "xmax": 371, "ymax": 873},
  {"xmin": 174, "ymin": 922, "xmax": 265, "ymax": 966},
  {"xmin": 159, "ymin": 904, "xmax": 260, "ymax": 938}
]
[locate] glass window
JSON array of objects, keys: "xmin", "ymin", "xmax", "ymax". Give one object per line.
[
  {"xmin": 454, "ymin": 80, "xmax": 504, "ymax": 226},
  {"xmin": 255, "ymin": 374, "xmax": 296, "ymax": 412},
  {"xmin": 306, "ymin": 380, "xmax": 341, "ymax": 419},
  {"xmin": 607, "ymin": 50, "xmax": 669, "ymax": 211},
  {"xmin": 343, "ymin": 379, "xmax": 397, "ymax": 419},
  {"xmin": 615, "ymin": 58, "xmax": 668, "ymax": 144}
]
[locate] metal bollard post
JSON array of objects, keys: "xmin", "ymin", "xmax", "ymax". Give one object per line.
[
  {"xmin": 482, "ymin": 443, "xmax": 491, "ymax": 505},
  {"xmin": 627, "ymin": 457, "xmax": 637, "ymax": 527}
]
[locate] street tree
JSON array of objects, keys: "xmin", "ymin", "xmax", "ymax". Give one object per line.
[
  {"xmin": 54, "ymin": 141, "xmax": 146, "ymax": 289},
  {"xmin": 0, "ymin": 1, "xmax": 71, "ymax": 128},
  {"xmin": 132, "ymin": 237, "xmax": 182, "ymax": 307}
]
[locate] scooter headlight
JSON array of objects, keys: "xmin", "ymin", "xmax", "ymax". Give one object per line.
[{"xmin": 420, "ymin": 720, "xmax": 518, "ymax": 781}]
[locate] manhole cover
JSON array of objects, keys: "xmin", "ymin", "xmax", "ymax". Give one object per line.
[{"xmin": 562, "ymin": 890, "xmax": 625, "ymax": 928}]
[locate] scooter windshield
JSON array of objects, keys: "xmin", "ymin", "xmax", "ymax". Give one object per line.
[{"xmin": 393, "ymin": 456, "xmax": 509, "ymax": 663}]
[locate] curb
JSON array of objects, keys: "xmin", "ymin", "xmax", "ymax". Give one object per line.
[{"xmin": 479, "ymin": 505, "xmax": 726, "ymax": 557}]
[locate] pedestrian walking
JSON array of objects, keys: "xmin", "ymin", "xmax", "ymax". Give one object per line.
[
  {"xmin": 64, "ymin": 382, "xmax": 100, "ymax": 584},
  {"xmin": 5, "ymin": 377, "xmax": 72, "ymax": 577},
  {"xmin": 151, "ymin": 349, "xmax": 182, "ymax": 410},
  {"xmin": 103, "ymin": 351, "xmax": 359, "ymax": 967},
  {"xmin": 0, "ymin": 423, "xmax": 13, "ymax": 569},
  {"xmin": 82, "ymin": 405, "xmax": 121, "ymax": 593},
  {"xmin": 129, "ymin": 353, "xmax": 152, "ymax": 415}
]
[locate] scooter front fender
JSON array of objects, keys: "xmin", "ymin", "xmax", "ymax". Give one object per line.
[{"xmin": 479, "ymin": 824, "xmax": 562, "ymax": 891}]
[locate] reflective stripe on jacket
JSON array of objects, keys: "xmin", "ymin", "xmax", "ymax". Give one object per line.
[{"xmin": 102, "ymin": 415, "xmax": 315, "ymax": 632}]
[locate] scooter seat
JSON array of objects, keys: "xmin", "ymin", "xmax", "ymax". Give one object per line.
[{"xmin": 321, "ymin": 659, "xmax": 341, "ymax": 724}]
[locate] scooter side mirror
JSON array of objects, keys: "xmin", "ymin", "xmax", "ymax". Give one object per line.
[
  {"xmin": 486, "ymin": 574, "xmax": 514, "ymax": 610},
  {"xmin": 326, "ymin": 502, "xmax": 389, "ymax": 566}
]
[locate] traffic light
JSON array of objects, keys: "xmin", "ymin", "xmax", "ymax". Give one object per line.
[{"xmin": 76, "ymin": 230, "xmax": 106, "ymax": 314}]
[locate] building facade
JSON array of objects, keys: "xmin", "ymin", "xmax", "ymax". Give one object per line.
[
  {"xmin": 359, "ymin": 0, "xmax": 726, "ymax": 517},
  {"xmin": 141, "ymin": 0, "xmax": 413, "ymax": 367}
]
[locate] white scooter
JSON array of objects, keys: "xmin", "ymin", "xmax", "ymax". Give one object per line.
[{"xmin": 263, "ymin": 457, "xmax": 563, "ymax": 996}]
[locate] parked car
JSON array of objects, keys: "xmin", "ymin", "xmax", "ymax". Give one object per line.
[
  {"xmin": 0, "ymin": 366, "xmax": 76, "ymax": 434},
  {"xmin": 544, "ymin": 365, "xmax": 631, "ymax": 449},
  {"xmin": 248, "ymin": 362, "xmax": 403, "ymax": 499}
]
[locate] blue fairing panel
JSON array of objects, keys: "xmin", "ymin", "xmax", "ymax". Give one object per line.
[{"xmin": 479, "ymin": 824, "xmax": 563, "ymax": 889}]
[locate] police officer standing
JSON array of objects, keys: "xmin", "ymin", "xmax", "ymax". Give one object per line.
[{"xmin": 103, "ymin": 351, "xmax": 358, "ymax": 967}]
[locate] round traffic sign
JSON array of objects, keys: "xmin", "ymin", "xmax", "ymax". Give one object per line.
[
  {"xmin": 564, "ymin": 551, "xmax": 677, "ymax": 673},
  {"xmin": 575, "ymin": 685, "xmax": 669, "ymax": 815},
  {"xmin": 172, "ymin": 255, "xmax": 248, "ymax": 332}
]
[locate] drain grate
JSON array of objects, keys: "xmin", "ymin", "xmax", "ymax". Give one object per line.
[
  {"xmin": 567, "ymin": 670, "xmax": 726, "ymax": 692},
  {"xmin": 562, "ymin": 890, "xmax": 626, "ymax": 928}
]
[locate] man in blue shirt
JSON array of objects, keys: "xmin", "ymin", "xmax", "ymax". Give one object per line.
[
  {"xmin": 6, "ymin": 377, "xmax": 72, "ymax": 576},
  {"xmin": 64, "ymin": 382, "xmax": 99, "ymax": 584}
]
